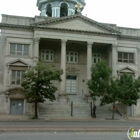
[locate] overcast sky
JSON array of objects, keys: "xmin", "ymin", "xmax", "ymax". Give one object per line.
[{"xmin": 0, "ymin": 0, "xmax": 140, "ymax": 28}]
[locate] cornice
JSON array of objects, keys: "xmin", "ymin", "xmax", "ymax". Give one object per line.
[
  {"xmin": 0, "ymin": 23, "xmax": 32, "ymax": 30},
  {"xmin": 31, "ymin": 14, "xmax": 121, "ymax": 34}
]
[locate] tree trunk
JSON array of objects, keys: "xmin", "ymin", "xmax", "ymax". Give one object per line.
[
  {"xmin": 112, "ymin": 102, "xmax": 115, "ymax": 120},
  {"xmin": 34, "ymin": 102, "xmax": 38, "ymax": 119}
]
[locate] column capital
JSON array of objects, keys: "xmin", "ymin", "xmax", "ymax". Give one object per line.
[
  {"xmin": 61, "ymin": 39, "xmax": 67, "ymax": 45},
  {"xmin": 112, "ymin": 44, "xmax": 117, "ymax": 50},
  {"xmin": 87, "ymin": 42, "xmax": 93, "ymax": 46},
  {"xmin": 0, "ymin": 36, "xmax": 7, "ymax": 43},
  {"xmin": 33, "ymin": 38, "xmax": 40, "ymax": 44}
]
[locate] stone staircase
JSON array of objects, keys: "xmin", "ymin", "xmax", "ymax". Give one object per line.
[
  {"xmin": 68, "ymin": 95, "xmax": 91, "ymax": 118},
  {"xmin": 38, "ymin": 95, "xmax": 122, "ymax": 119}
]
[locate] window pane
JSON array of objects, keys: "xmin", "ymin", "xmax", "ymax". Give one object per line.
[
  {"xmin": 17, "ymin": 44, "xmax": 22, "ymax": 55},
  {"xmin": 118, "ymin": 52, "xmax": 122, "ymax": 59},
  {"xmin": 10, "ymin": 44, "xmax": 16, "ymax": 55},
  {"xmin": 46, "ymin": 55, "xmax": 49, "ymax": 60},
  {"xmin": 12, "ymin": 71, "xmax": 16, "ymax": 79},
  {"xmin": 23, "ymin": 45, "xmax": 29, "ymax": 56},
  {"xmin": 129, "ymin": 53, "xmax": 134, "ymax": 59},
  {"xmin": 123, "ymin": 53, "xmax": 128, "ymax": 59}
]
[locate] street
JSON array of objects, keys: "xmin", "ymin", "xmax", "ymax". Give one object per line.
[
  {"xmin": 0, "ymin": 120, "xmax": 139, "ymax": 128},
  {"xmin": 0, "ymin": 132, "xmax": 129, "ymax": 140}
]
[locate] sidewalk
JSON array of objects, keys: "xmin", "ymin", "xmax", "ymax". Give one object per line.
[
  {"xmin": 0, "ymin": 115, "xmax": 140, "ymax": 121},
  {"xmin": 0, "ymin": 115, "xmax": 139, "ymax": 133},
  {"xmin": 0, "ymin": 127, "xmax": 128, "ymax": 133}
]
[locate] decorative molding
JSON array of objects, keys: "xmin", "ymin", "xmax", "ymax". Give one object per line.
[
  {"xmin": 87, "ymin": 42, "xmax": 93, "ymax": 47},
  {"xmin": 66, "ymin": 67, "xmax": 79, "ymax": 73},
  {"xmin": 61, "ymin": 39, "xmax": 67, "ymax": 45},
  {"xmin": 112, "ymin": 44, "xmax": 117, "ymax": 50},
  {"xmin": 33, "ymin": 38, "xmax": 40, "ymax": 45},
  {"xmin": 0, "ymin": 36, "xmax": 7, "ymax": 43}
]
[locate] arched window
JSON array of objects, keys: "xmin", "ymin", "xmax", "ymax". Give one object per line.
[
  {"xmin": 46, "ymin": 3, "xmax": 52, "ymax": 17},
  {"xmin": 60, "ymin": 3, "xmax": 68, "ymax": 17}
]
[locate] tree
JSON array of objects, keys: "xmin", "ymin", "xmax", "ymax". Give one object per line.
[
  {"xmin": 21, "ymin": 62, "xmax": 63, "ymax": 119},
  {"xmin": 118, "ymin": 74, "xmax": 140, "ymax": 106},
  {"xmin": 88, "ymin": 61, "xmax": 140, "ymax": 119},
  {"xmin": 88, "ymin": 60, "xmax": 111, "ymax": 98}
]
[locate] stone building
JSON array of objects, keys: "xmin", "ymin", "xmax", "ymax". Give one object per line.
[{"xmin": 0, "ymin": 0, "xmax": 140, "ymax": 118}]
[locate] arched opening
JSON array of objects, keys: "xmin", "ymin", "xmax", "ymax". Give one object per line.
[
  {"xmin": 60, "ymin": 3, "xmax": 68, "ymax": 17},
  {"xmin": 46, "ymin": 3, "xmax": 52, "ymax": 17}
]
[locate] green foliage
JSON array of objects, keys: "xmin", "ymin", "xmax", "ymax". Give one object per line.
[
  {"xmin": 118, "ymin": 74, "xmax": 140, "ymax": 106},
  {"xmin": 88, "ymin": 60, "xmax": 140, "ymax": 119},
  {"xmin": 21, "ymin": 62, "xmax": 63, "ymax": 103},
  {"xmin": 88, "ymin": 60, "xmax": 112, "ymax": 98}
]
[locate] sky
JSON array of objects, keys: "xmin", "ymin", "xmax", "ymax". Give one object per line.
[{"xmin": 0, "ymin": 0, "xmax": 140, "ymax": 29}]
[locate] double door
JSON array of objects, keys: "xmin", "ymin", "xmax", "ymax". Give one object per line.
[
  {"xmin": 10, "ymin": 99, "xmax": 24, "ymax": 115},
  {"xmin": 66, "ymin": 76, "xmax": 77, "ymax": 94}
]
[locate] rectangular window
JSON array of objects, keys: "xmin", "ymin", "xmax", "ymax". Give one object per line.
[
  {"xmin": 41, "ymin": 50, "xmax": 54, "ymax": 62},
  {"xmin": 93, "ymin": 53, "xmax": 101, "ymax": 64},
  {"xmin": 11, "ymin": 70, "xmax": 25, "ymax": 85},
  {"xmin": 10, "ymin": 44, "xmax": 29, "ymax": 56},
  {"xmin": 118, "ymin": 52, "xmax": 134, "ymax": 63},
  {"xmin": 67, "ymin": 51, "xmax": 78, "ymax": 63}
]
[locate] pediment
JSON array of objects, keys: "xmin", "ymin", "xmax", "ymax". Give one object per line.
[
  {"xmin": 32, "ymin": 15, "xmax": 120, "ymax": 34},
  {"xmin": 117, "ymin": 66, "xmax": 135, "ymax": 73},
  {"xmin": 7, "ymin": 59, "xmax": 31, "ymax": 67}
]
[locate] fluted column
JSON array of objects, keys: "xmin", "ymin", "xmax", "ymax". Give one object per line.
[
  {"xmin": 112, "ymin": 44, "xmax": 117, "ymax": 77},
  {"xmin": 60, "ymin": 39, "xmax": 67, "ymax": 95},
  {"xmin": 87, "ymin": 42, "xmax": 93, "ymax": 80},
  {"xmin": 33, "ymin": 38, "xmax": 40, "ymax": 66}
]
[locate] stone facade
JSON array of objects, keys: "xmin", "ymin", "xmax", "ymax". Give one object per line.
[{"xmin": 0, "ymin": 3, "xmax": 140, "ymax": 117}]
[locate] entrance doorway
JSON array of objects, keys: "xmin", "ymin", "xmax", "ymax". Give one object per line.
[
  {"xmin": 66, "ymin": 75, "xmax": 77, "ymax": 94},
  {"xmin": 10, "ymin": 99, "xmax": 24, "ymax": 115}
]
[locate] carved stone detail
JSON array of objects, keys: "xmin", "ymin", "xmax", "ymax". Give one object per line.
[
  {"xmin": 66, "ymin": 67, "xmax": 79, "ymax": 73},
  {"xmin": 61, "ymin": 39, "xmax": 67, "ymax": 45},
  {"xmin": 87, "ymin": 42, "xmax": 93, "ymax": 47},
  {"xmin": 33, "ymin": 38, "xmax": 40, "ymax": 45},
  {"xmin": 0, "ymin": 36, "xmax": 7, "ymax": 43}
]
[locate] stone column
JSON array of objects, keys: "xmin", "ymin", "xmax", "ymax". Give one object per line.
[
  {"xmin": 87, "ymin": 42, "xmax": 93, "ymax": 80},
  {"xmin": 56, "ymin": 7, "xmax": 60, "ymax": 17},
  {"xmin": 86, "ymin": 42, "xmax": 93, "ymax": 102},
  {"xmin": 33, "ymin": 38, "xmax": 40, "ymax": 66},
  {"xmin": 59, "ymin": 39, "xmax": 67, "ymax": 103},
  {"xmin": 112, "ymin": 44, "xmax": 117, "ymax": 78},
  {"xmin": 0, "ymin": 36, "xmax": 6, "ymax": 91},
  {"xmin": 137, "ymin": 47, "xmax": 140, "ymax": 77}
]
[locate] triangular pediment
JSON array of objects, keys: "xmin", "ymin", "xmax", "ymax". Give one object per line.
[
  {"xmin": 32, "ymin": 15, "xmax": 120, "ymax": 34},
  {"xmin": 117, "ymin": 66, "xmax": 135, "ymax": 73},
  {"xmin": 7, "ymin": 59, "xmax": 31, "ymax": 67}
]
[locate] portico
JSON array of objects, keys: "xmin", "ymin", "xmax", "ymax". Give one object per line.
[{"xmin": 34, "ymin": 37, "xmax": 114, "ymax": 97}]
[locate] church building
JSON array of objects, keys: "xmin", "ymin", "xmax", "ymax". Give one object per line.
[{"xmin": 0, "ymin": 0, "xmax": 140, "ymax": 118}]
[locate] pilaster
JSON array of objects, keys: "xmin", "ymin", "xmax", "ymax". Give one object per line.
[
  {"xmin": 33, "ymin": 38, "xmax": 40, "ymax": 66},
  {"xmin": 112, "ymin": 44, "xmax": 117, "ymax": 77},
  {"xmin": 59, "ymin": 39, "xmax": 67, "ymax": 103},
  {"xmin": 40, "ymin": 9, "xmax": 46, "ymax": 16},
  {"xmin": 0, "ymin": 36, "xmax": 7, "ymax": 91}
]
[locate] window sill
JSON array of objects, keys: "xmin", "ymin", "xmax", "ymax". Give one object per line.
[
  {"xmin": 6, "ymin": 55, "xmax": 31, "ymax": 59},
  {"xmin": 117, "ymin": 62, "xmax": 136, "ymax": 65}
]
